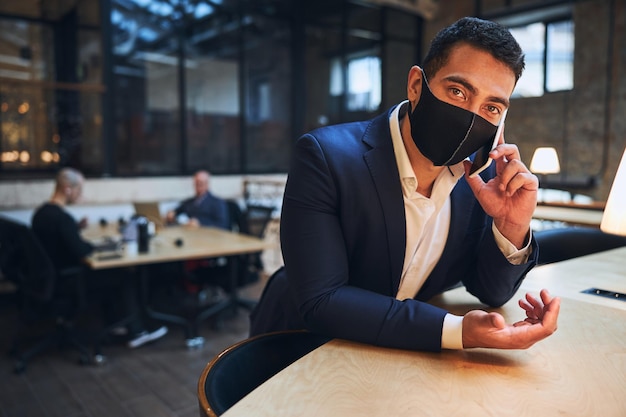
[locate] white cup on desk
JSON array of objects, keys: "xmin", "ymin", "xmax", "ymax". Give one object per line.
[
  {"xmin": 125, "ymin": 241, "xmax": 138, "ymax": 256},
  {"xmin": 175, "ymin": 214, "xmax": 189, "ymax": 226}
]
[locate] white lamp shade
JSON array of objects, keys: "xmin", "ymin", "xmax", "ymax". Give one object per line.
[
  {"xmin": 601, "ymin": 148, "xmax": 626, "ymax": 236},
  {"xmin": 530, "ymin": 147, "xmax": 561, "ymax": 174}
]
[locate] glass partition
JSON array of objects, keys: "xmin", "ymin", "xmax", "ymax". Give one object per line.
[
  {"xmin": 1, "ymin": 0, "xmax": 423, "ymax": 178},
  {"xmin": 0, "ymin": 14, "xmax": 103, "ymax": 175},
  {"xmin": 242, "ymin": 13, "xmax": 291, "ymax": 173}
]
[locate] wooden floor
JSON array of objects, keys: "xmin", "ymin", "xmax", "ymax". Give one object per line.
[{"xmin": 0, "ymin": 275, "xmax": 269, "ymax": 417}]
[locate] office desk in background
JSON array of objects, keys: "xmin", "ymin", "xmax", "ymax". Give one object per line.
[
  {"xmin": 83, "ymin": 225, "xmax": 270, "ymax": 345},
  {"xmin": 83, "ymin": 225, "xmax": 269, "ymax": 269},
  {"xmin": 220, "ymin": 247, "xmax": 626, "ymax": 417},
  {"xmin": 533, "ymin": 201, "xmax": 604, "ymax": 228}
]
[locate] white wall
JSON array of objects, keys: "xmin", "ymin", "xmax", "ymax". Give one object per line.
[{"xmin": 0, "ymin": 174, "xmax": 287, "ymax": 226}]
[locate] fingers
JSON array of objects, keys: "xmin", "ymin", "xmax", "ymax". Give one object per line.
[
  {"xmin": 496, "ymin": 161, "xmax": 538, "ymax": 196},
  {"xmin": 525, "ymin": 292, "xmax": 544, "ymax": 319},
  {"xmin": 541, "ymin": 294, "xmax": 561, "ymax": 332},
  {"xmin": 500, "ymin": 169, "xmax": 538, "ymax": 197},
  {"xmin": 518, "ymin": 290, "xmax": 560, "ymax": 329},
  {"xmin": 490, "ymin": 142, "xmax": 520, "ymax": 162},
  {"xmin": 518, "ymin": 298, "xmax": 536, "ymax": 319},
  {"xmin": 490, "ymin": 144, "xmax": 538, "ymax": 196},
  {"xmin": 540, "ymin": 288, "xmax": 553, "ymax": 305},
  {"xmin": 465, "ymin": 142, "xmax": 538, "ymax": 197}
]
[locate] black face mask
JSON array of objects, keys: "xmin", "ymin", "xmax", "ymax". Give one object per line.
[{"xmin": 408, "ymin": 71, "xmax": 498, "ymax": 166}]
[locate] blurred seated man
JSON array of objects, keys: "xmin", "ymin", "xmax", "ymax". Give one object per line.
[
  {"xmin": 31, "ymin": 167, "xmax": 168, "ymax": 349},
  {"xmin": 166, "ymin": 170, "xmax": 232, "ymax": 296},
  {"xmin": 166, "ymin": 170, "xmax": 230, "ymax": 229}
]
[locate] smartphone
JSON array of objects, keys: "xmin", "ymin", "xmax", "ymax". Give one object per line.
[{"xmin": 469, "ymin": 108, "xmax": 508, "ymax": 178}]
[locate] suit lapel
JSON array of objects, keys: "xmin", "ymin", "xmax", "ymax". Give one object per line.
[{"xmin": 362, "ymin": 108, "xmax": 406, "ymax": 294}]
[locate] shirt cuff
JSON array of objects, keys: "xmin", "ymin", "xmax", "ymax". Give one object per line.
[
  {"xmin": 492, "ymin": 222, "xmax": 532, "ymax": 265},
  {"xmin": 441, "ymin": 313, "xmax": 464, "ymax": 349}
]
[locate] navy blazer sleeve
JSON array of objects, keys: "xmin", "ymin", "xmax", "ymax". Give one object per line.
[{"xmin": 276, "ymin": 113, "xmax": 537, "ymax": 352}]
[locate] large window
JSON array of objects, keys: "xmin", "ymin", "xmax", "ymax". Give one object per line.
[
  {"xmin": 0, "ymin": 3, "xmax": 104, "ymax": 176},
  {"xmin": 331, "ymin": 55, "xmax": 382, "ymax": 113},
  {"xmin": 545, "ymin": 20, "xmax": 574, "ymax": 92},
  {"xmin": 509, "ymin": 19, "xmax": 574, "ymax": 97},
  {"xmin": 307, "ymin": 2, "xmax": 393, "ymax": 130}
]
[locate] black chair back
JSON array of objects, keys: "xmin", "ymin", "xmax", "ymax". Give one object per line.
[
  {"xmin": 0, "ymin": 216, "xmax": 56, "ymax": 302},
  {"xmin": 223, "ymin": 200, "xmax": 274, "ymax": 287},
  {"xmin": 225, "ymin": 200, "xmax": 248, "ymax": 234},
  {"xmin": 0, "ymin": 216, "xmax": 92, "ymax": 373},
  {"xmin": 245, "ymin": 204, "xmax": 274, "ymax": 239},
  {"xmin": 535, "ymin": 226, "xmax": 626, "ymax": 265},
  {"xmin": 198, "ymin": 330, "xmax": 331, "ymax": 417}
]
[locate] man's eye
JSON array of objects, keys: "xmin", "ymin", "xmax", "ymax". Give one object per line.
[
  {"xmin": 450, "ymin": 88, "xmax": 463, "ymax": 98},
  {"xmin": 486, "ymin": 105, "xmax": 502, "ymax": 116}
]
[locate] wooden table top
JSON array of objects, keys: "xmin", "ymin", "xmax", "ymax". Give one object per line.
[
  {"xmin": 83, "ymin": 225, "xmax": 270, "ymax": 269},
  {"xmin": 521, "ymin": 246, "xmax": 626, "ymax": 310},
  {"xmin": 221, "ymin": 247, "xmax": 626, "ymax": 417}
]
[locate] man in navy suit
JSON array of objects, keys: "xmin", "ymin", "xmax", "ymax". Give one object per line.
[
  {"xmin": 250, "ymin": 17, "xmax": 560, "ymax": 352},
  {"xmin": 166, "ymin": 170, "xmax": 229, "ymax": 230},
  {"xmin": 165, "ymin": 169, "xmax": 231, "ymax": 294}
]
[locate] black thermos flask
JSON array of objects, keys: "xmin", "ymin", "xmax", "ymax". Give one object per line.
[{"xmin": 137, "ymin": 217, "xmax": 149, "ymax": 253}]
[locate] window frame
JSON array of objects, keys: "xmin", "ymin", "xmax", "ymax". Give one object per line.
[{"xmin": 507, "ymin": 15, "xmax": 574, "ymax": 98}]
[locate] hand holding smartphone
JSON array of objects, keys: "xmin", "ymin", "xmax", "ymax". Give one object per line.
[{"xmin": 469, "ymin": 109, "xmax": 508, "ymax": 178}]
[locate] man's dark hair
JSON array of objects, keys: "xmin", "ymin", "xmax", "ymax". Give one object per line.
[{"xmin": 423, "ymin": 17, "xmax": 525, "ymax": 82}]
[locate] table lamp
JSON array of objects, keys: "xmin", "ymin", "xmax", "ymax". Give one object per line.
[
  {"xmin": 600, "ymin": 148, "xmax": 626, "ymax": 236},
  {"xmin": 530, "ymin": 147, "xmax": 561, "ymax": 176},
  {"xmin": 530, "ymin": 147, "xmax": 561, "ymax": 202}
]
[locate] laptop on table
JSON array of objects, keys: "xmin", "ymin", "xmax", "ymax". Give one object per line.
[{"xmin": 132, "ymin": 201, "xmax": 165, "ymax": 230}]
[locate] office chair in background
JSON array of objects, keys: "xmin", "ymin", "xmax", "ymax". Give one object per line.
[
  {"xmin": 0, "ymin": 217, "xmax": 103, "ymax": 374},
  {"xmin": 242, "ymin": 203, "xmax": 275, "ymax": 275},
  {"xmin": 184, "ymin": 200, "xmax": 274, "ymax": 297},
  {"xmin": 177, "ymin": 200, "xmax": 274, "ymax": 333}
]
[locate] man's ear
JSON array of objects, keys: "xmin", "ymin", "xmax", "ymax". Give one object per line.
[
  {"xmin": 407, "ymin": 65, "xmax": 424, "ymax": 104},
  {"xmin": 63, "ymin": 186, "xmax": 73, "ymax": 199}
]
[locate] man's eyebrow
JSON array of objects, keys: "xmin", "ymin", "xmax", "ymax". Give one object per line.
[{"xmin": 443, "ymin": 75, "xmax": 510, "ymax": 108}]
